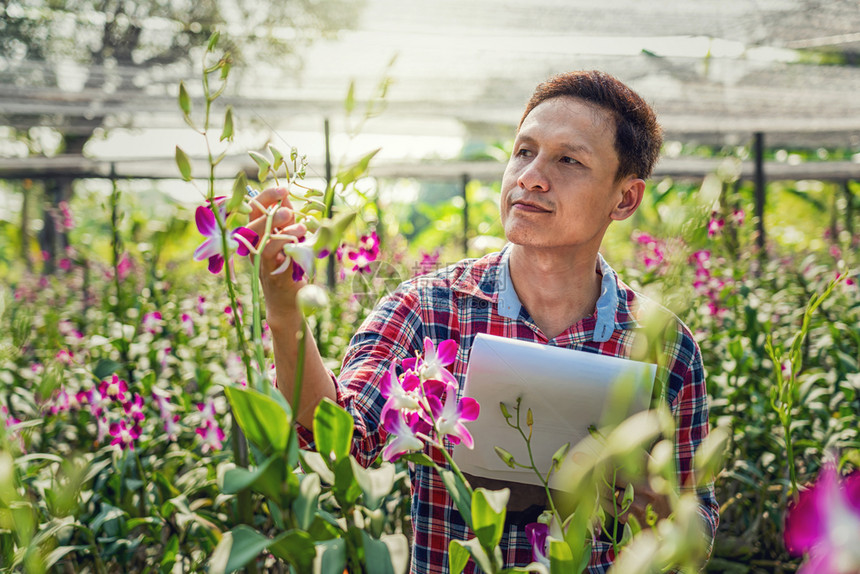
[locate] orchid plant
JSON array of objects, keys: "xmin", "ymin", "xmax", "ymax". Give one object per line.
[{"xmin": 172, "ymin": 31, "xmax": 414, "ymax": 574}]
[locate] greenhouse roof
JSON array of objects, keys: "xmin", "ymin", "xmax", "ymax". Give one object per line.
[{"xmin": 2, "ymin": 0, "xmax": 860, "ymax": 173}]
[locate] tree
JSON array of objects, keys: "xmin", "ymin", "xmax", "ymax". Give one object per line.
[{"xmin": 0, "ymin": 0, "xmax": 363, "ymax": 271}]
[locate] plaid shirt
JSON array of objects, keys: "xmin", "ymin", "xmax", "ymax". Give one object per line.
[{"xmin": 298, "ymin": 245, "xmax": 718, "ymax": 573}]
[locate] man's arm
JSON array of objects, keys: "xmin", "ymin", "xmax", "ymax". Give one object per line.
[{"xmin": 246, "ymin": 187, "xmax": 337, "ymax": 429}]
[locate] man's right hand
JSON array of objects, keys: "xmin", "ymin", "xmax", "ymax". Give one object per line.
[{"xmin": 245, "ymin": 187, "xmax": 308, "ymax": 328}]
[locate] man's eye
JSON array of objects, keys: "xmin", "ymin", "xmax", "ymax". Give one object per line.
[
  {"xmin": 516, "ymin": 148, "xmax": 532, "ymax": 157},
  {"xmin": 560, "ymin": 156, "xmax": 578, "ymax": 164}
]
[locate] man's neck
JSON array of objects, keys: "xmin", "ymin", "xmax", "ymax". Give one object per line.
[{"xmin": 508, "ymin": 244, "xmax": 602, "ymax": 340}]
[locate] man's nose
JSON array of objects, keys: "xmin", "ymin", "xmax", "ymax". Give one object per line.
[{"xmin": 517, "ymin": 157, "xmax": 549, "ymax": 192}]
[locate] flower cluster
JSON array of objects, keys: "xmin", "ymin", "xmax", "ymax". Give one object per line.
[
  {"xmin": 784, "ymin": 461, "xmax": 860, "ymax": 573},
  {"xmin": 633, "ymin": 231, "xmax": 665, "ymax": 271},
  {"xmin": 345, "ymin": 231, "xmax": 380, "ymax": 274},
  {"xmin": 380, "ymin": 338, "xmax": 479, "ymax": 462},
  {"xmin": 153, "ymin": 390, "xmax": 181, "ymax": 441},
  {"xmin": 196, "ymin": 400, "xmax": 225, "ymax": 454},
  {"xmin": 414, "ymin": 249, "xmax": 442, "ymax": 277},
  {"xmin": 690, "ymin": 250, "xmax": 728, "ymax": 317}
]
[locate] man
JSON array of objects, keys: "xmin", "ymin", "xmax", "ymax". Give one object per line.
[{"xmin": 247, "ymin": 70, "xmax": 718, "ymax": 573}]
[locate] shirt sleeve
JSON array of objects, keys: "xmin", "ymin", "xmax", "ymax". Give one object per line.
[
  {"xmin": 669, "ymin": 334, "xmax": 720, "ymax": 559},
  {"xmin": 296, "ymin": 282, "xmax": 425, "ymax": 467}
]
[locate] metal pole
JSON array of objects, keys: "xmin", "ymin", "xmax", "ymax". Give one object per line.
[
  {"xmin": 324, "ymin": 118, "xmax": 336, "ymax": 290},
  {"xmin": 753, "ymin": 132, "xmax": 766, "ymax": 252},
  {"xmin": 462, "ymin": 173, "xmax": 469, "ymax": 257}
]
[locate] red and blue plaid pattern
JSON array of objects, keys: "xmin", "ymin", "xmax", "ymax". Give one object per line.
[{"xmin": 297, "ymin": 245, "xmax": 718, "ymax": 573}]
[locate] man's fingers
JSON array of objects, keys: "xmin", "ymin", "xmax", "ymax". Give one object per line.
[
  {"xmin": 259, "ymin": 223, "xmax": 307, "ymax": 271},
  {"xmin": 247, "ymin": 206, "xmax": 296, "ymax": 238},
  {"xmin": 248, "ymin": 186, "xmax": 294, "ymax": 220}
]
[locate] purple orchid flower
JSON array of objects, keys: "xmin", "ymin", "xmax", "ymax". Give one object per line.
[
  {"xmin": 99, "ymin": 374, "xmax": 128, "ymax": 403},
  {"xmin": 380, "ymin": 363, "xmax": 424, "ymax": 419},
  {"xmin": 381, "ymin": 410, "xmax": 425, "ymax": 462},
  {"xmin": 525, "ymin": 523, "xmax": 550, "ymax": 567},
  {"xmin": 109, "ymin": 419, "xmax": 141, "ymax": 451},
  {"xmin": 426, "ymin": 383, "xmax": 480, "ymax": 448},
  {"xmin": 193, "ymin": 203, "xmax": 258, "ymax": 274},
  {"xmin": 196, "ymin": 420, "xmax": 225, "ymax": 453},
  {"xmin": 784, "ymin": 462, "xmax": 860, "ymax": 573},
  {"xmin": 402, "ymin": 337, "xmax": 458, "ymax": 386}
]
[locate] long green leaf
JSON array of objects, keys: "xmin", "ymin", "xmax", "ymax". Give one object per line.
[
  {"xmin": 224, "ymin": 386, "xmax": 292, "ymax": 454},
  {"xmin": 313, "ymin": 398, "xmax": 354, "ymax": 465},
  {"xmin": 471, "ymin": 487, "xmax": 508, "ymax": 550}
]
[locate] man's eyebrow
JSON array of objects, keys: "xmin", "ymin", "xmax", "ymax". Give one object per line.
[{"xmin": 515, "ymin": 134, "xmax": 593, "ymax": 157}]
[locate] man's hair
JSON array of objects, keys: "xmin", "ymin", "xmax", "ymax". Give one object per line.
[{"xmin": 519, "ymin": 70, "xmax": 663, "ymax": 181}]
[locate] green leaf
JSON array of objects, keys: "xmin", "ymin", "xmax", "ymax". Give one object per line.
[
  {"xmin": 268, "ymin": 143, "xmax": 285, "ymax": 174},
  {"xmin": 175, "ymin": 146, "xmax": 192, "ymax": 181},
  {"xmin": 350, "ymin": 458, "xmax": 395, "ymax": 510},
  {"xmin": 471, "ymin": 487, "xmax": 508, "ymax": 549},
  {"xmin": 548, "ymin": 539, "xmax": 574, "ymax": 574},
  {"xmin": 438, "ymin": 468, "xmax": 472, "ymax": 529},
  {"xmin": 315, "ymin": 538, "xmax": 346, "ymax": 574},
  {"xmin": 449, "ymin": 539, "xmax": 471, "ymax": 574},
  {"xmin": 300, "ymin": 451, "xmax": 335, "ymax": 484},
  {"xmin": 360, "ymin": 529, "xmax": 394, "ymax": 574},
  {"xmin": 344, "ymin": 80, "xmax": 356, "ymax": 115},
  {"xmin": 220, "ymin": 454, "xmax": 284, "ymax": 502},
  {"xmin": 494, "ymin": 446, "xmax": 517, "ymax": 469},
  {"xmin": 334, "ymin": 148, "xmax": 380, "ymax": 188},
  {"xmin": 268, "ymin": 530, "xmax": 316, "ymax": 573},
  {"xmin": 449, "ymin": 538, "xmax": 498, "ymax": 574},
  {"xmin": 207, "ymin": 31, "xmax": 220, "ymax": 52},
  {"xmin": 224, "ymin": 386, "xmax": 292, "ymax": 454},
  {"xmin": 380, "ymin": 533, "xmax": 409, "ymax": 574},
  {"xmin": 293, "ymin": 473, "xmax": 321, "ymax": 530},
  {"xmin": 178, "ymin": 81, "xmax": 191, "ymax": 116},
  {"xmin": 226, "ymin": 171, "xmax": 248, "ymax": 213},
  {"xmin": 332, "ymin": 456, "xmax": 362, "ymax": 507},
  {"xmin": 248, "ymin": 150, "xmax": 271, "ymax": 183},
  {"xmin": 160, "ymin": 535, "xmax": 179, "ymax": 572},
  {"xmin": 220, "ymin": 106, "xmax": 234, "ymax": 142},
  {"xmin": 92, "ymin": 358, "xmax": 122, "ymax": 381},
  {"xmin": 219, "ymin": 525, "xmax": 272, "ymax": 573},
  {"xmin": 313, "ymin": 398, "xmax": 354, "ymax": 465},
  {"xmin": 44, "ymin": 545, "xmax": 88, "ymax": 569}
]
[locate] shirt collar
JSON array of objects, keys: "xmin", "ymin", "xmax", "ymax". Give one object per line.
[{"xmin": 496, "ymin": 246, "xmax": 638, "ymax": 342}]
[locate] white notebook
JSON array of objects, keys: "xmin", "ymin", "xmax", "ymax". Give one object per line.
[{"xmin": 452, "ymin": 333, "xmax": 656, "ymax": 487}]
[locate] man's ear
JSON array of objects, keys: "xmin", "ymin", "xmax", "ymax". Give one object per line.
[{"xmin": 610, "ymin": 177, "xmax": 645, "ymax": 221}]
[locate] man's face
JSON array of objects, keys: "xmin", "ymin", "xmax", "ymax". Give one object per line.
[{"xmin": 500, "ymin": 96, "xmax": 636, "ymax": 253}]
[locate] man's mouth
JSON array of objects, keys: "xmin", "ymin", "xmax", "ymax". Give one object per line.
[{"xmin": 512, "ymin": 200, "xmax": 551, "ymax": 213}]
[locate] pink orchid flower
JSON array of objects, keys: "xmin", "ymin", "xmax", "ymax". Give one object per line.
[
  {"xmin": 109, "ymin": 419, "xmax": 141, "ymax": 451},
  {"xmin": 380, "ymin": 364, "xmax": 424, "ymax": 420},
  {"xmin": 123, "ymin": 393, "xmax": 145, "ymax": 423},
  {"xmin": 196, "ymin": 420, "xmax": 225, "ymax": 453},
  {"xmin": 382, "ymin": 410, "xmax": 425, "ymax": 462},
  {"xmin": 193, "ymin": 203, "xmax": 258, "ymax": 274},
  {"xmin": 426, "ymin": 383, "xmax": 480, "ymax": 448},
  {"xmin": 784, "ymin": 462, "xmax": 860, "ymax": 573},
  {"xmin": 99, "ymin": 374, "xmax": 128, "ymax": 403},
  {"xmin": 406, "ymin": 337, "xmax": 458, "ymax": 385}
]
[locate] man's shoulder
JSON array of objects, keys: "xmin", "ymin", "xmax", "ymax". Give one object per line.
[{"xmin": 615, "ymin": 276, "xmax": 701, "ymax": 359}]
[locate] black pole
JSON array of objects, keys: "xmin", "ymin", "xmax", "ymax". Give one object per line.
[
  {"xmin": 324, "ymin": 118, "xmax": 336, "ymax": 290},
  {"xmin": 462, "ymin": 173, "xmax": 469, "ymax": 257},
  {"xmin": 845, "ymin": 180, "xmax": 855, "ymax": 240},
  {"xmin": 753, "ymin": 132, "xmax": 766, "ymax": 252}
]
